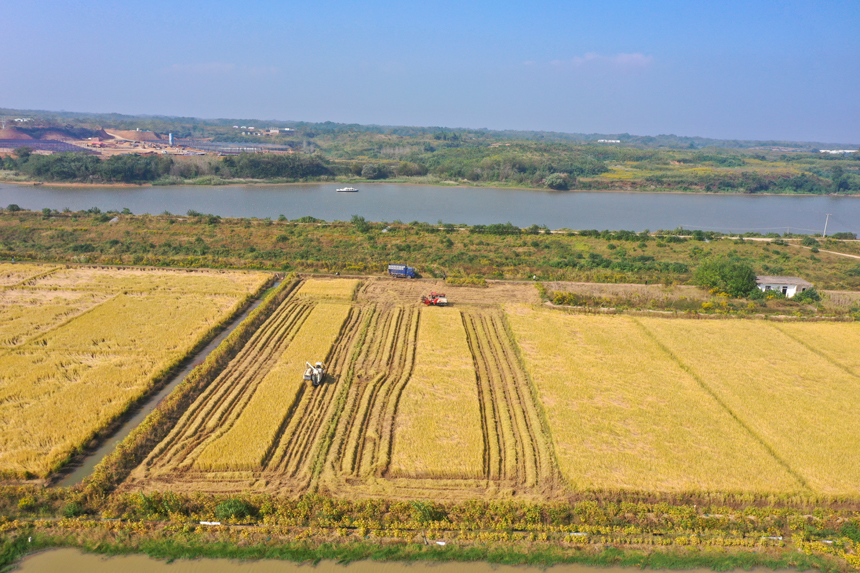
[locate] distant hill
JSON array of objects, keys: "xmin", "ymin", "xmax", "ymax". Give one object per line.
[{"xmin": 2, "ymin": 107, "xmax": 857, "ymax": 150}]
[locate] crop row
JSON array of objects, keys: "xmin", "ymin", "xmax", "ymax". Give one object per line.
[
  {"xmin": 135, "ymin": 297, "xmax": 315, "ymax": 477},
  {"xmin": 462, "ymin": 309, "xmax": 554, "ymax": 488},
  {"xmin": 194, "ymin": 303, "xmax": 351, "ymax": 470}
]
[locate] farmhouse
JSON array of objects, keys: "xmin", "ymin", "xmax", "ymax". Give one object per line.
[{"xmin": 755, "ymin": 275, "xmax": 813, "ymax": 298}]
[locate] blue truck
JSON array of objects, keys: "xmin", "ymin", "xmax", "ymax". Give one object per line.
[{"xmin": 387, "ymin": 263, "xmax": 417, "ymax": 279}]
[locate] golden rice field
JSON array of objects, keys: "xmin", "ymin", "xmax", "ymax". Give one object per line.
[
  {"xmin": 64, "ymin": 276, "xmax": 860, "ymax": 500},
  {"xmin": 389, "ymin": 308, "xmax": 484, "ymax": 479},
  {"xmin": 640, "ymin": 318, "xmax": 860, "ymax": 495},
  {"xmin": 0, "ymin": 264, "xmax": 271, "ymax": 478},
  {"xmin": 504, "ymin": 305, "xmax": 801, "ymax": 493}
]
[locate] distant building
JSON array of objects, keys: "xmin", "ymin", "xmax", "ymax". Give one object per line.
[
  {"xmin": 598, "ymin": 139, "xmax": 621, "ymax": 143},
  {"xmin": 819, "ymin": 149, "xmax": 858, "ymax": 154},
  {"xmin": 755, "ymin": 276, "xmax": 813, "ymax": 298}
]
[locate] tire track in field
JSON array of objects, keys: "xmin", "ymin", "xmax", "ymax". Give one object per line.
[
  {"xmin": 632, "ymin": 317, "xmax": 810, "ymax": 491},
  {"xmin": 462, "ymin": 312, "xmax": 498, "ymax": 480},
  {"xmin": 328, "ymin": 305, "xmax": 418, "ymax": 479},
  {"xmin": 368, "ymin": 307, "xmax": 419, "ymax": 478},
  {"xmin": 140, "ymin": 298, "xmax": 313, "ymax": 472},
  {"xmin": 265, "ymin": 306, "xmax": 367, "ymax": 487},
  {"xmin": 338, "ymin": 306, "xmax": 396, "ymax": 476},
  {"xmin": 462, "ymin": 308, "xmax": 553, "ymax": 489},
  {"xmin": 330, "ymin": 305, "xmax": 384, "ymax": 476}
]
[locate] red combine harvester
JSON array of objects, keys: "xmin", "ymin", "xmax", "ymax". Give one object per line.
[{"xmin": 421, "ymin": 292, "xmax": 448, "ymax": 306}]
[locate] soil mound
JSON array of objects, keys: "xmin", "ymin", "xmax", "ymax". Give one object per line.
[
  {"xmin": 104, "ymin": 129, "xmax": 163, "ymax": 141},
  {"xmin": 0, "ymin": 128, "xmax": 32, "ymax": 140},
  {"xmin": 40, "ymin": 130, "xmax": 73, "ymax": 141}
]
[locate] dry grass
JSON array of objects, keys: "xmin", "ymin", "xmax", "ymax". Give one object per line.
[
  {"xmin": 194, "ymin": 302, "xmax": 351, "ymax": 471},
  {"xmin": 295, "ymin": 278, "xmax": 360, "ymax": 300},
  {"xmin": 0, "ymin": 263, "xmax": 57, "ymax": 286},
  {"xmin": 640, "ymin": 317, "xmax": 860, "ymax": 495},
  {"xmin": 390, "ymin": 307, "xmax": 484, "ymax": 479},
  {"xmin": 504, "ymin": 304, "xmax": 801, "ymax": 493},
  {"xmin": 544, "ymin": 282, "xmax": 710, "ymax": 303}
]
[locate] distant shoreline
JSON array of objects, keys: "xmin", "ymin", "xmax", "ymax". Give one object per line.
[{"xmin": 2, "ymin": 178, "xmax": 859, "ymax": 197}]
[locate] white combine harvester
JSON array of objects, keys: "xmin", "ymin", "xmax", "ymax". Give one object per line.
[{"xmin": 303, "ymin": 361, "xmax": 326, "ymax": 387}]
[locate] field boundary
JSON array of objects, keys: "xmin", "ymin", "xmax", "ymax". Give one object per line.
[
  {"xmin": 79, "ymin": 274, "xmax": 295, "ymax": 496},
  {"xmin": 768, "ymin": 322, "xmax": 860, "ymax": 380}
]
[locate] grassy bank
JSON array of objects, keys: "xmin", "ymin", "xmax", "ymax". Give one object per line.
[
  {"xmin": 1, "ymin": 211, "xmax": 859, "ymax": 287},
  {"xmin": 0, "ymin": 523, "xmax": 850, "ymax": 573}
]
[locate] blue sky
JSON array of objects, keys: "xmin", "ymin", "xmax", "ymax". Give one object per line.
[{"xmin": 2, "ymin": 1, "xmax": 858, "ymax": 142}]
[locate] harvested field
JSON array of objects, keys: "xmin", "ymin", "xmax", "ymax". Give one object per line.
[
  {"xmin": 128, "ymin": 278, "xmax": 555, "ymax": 499},
  {"xmin": 195, "ymin": 302, "xmax": 352, "ymax": 471},
  {"xmin": 30, "ymin": 267, "xmax": 266, "ymax": 295},
  {"xmin": 0, "ymin": 289, "xmax": 109, "ymax": 347},
  {"xmin": 461, "ymin": 309, "xmax": 555, "ymax": 489},
  {"xmin": 126, "ymin": 282, "xmax": 367, "ymax": 494},
  {"xmin": 319, "ymin": 303, "xmax": 557, "ymax": 500},
  {"xmin": 0, "ymin": 263, "xmax": 57, "ymax": 286},
  {"xmin": 0, "ymin": 265, "xmax": 271, "ymax": 479},
  {"xmin": 505, "ymin": 305, "xmax": 802, "ymax": 493}
]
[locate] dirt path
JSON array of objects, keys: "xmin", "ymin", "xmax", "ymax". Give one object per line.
[{"xmin": 360, "ymin": 278, "xmax": 539, "ymax": 306}]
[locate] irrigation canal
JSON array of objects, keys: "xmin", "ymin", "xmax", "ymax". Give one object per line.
[
  {"xmin": 54, "ymin": 281, "xmax": 280, "ymax": 488},
  {"xmin": 1, "ymin": 182, "xmax": 858, "ymax": 235}
]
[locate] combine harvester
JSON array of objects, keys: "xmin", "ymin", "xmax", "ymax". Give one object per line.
[
  {"xmin": 421, "ymin": 292, "xmax": 448, "ymax": 306},
  {"xmin": 303, "ymin": 361, "xmax": 326, "ymax": 387}
]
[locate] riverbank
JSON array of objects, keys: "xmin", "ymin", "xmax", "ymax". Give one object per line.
[
  {"xmin": 2, "ymin": 174, "xmax": 859, "ymax": 197},
  {"xmin": 2, "ymin": 529, "xmax": 847, "ymax": 573}
]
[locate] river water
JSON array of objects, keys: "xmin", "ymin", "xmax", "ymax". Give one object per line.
[
  {"xmin": 0, "ymin": 182, "xmax": 857, "ymax": 234},
  {"xmin": 12, "ymin": 549, "xmax": 804, "ymax": 573}
]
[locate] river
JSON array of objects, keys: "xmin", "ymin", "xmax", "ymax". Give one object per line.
[
  {"xmin": 0, "ymin": 183, "xmax": 857, "ymax": 234},
  {"xmin": 11, "ymin": 549, "xmax": 805, "ymax": 573}
]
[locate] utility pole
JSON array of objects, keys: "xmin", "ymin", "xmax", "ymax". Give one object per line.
[{"xmin": 823, "ymin": 214, "xmax": 831, "ymax": 238}]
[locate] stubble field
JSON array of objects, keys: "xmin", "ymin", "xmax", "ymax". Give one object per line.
[{"xmin": 120, "ymin": 277, "xmax": 860, "ymax": 500}]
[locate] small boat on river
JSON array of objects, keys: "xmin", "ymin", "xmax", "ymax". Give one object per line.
[{"xmin": 336, "ymin": 187, "xmax": 359, "ymax": 192}]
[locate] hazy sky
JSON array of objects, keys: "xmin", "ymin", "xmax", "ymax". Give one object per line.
[{"xmin": 2, "ymin": 1, "xmax": 858, "ymax": 142}]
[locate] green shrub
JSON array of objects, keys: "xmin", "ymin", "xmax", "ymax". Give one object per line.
[
  {"xmin": 693, "ymin": 257, "xmax": 757, "ymax": 298},
  {"xmin": 544, "ymin": 173, "xmax": 569, "ymax": 190},
  {"xmin": 62, "ymin": 501, "xmax": 84, "ymax": 518},
  {"xmin": 215, "ymin": 498, "xmax": 254, "ymax": 521},
  {"xmin": 793, "ymin": 287, "xmax": 821, "ymax": 303}
]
